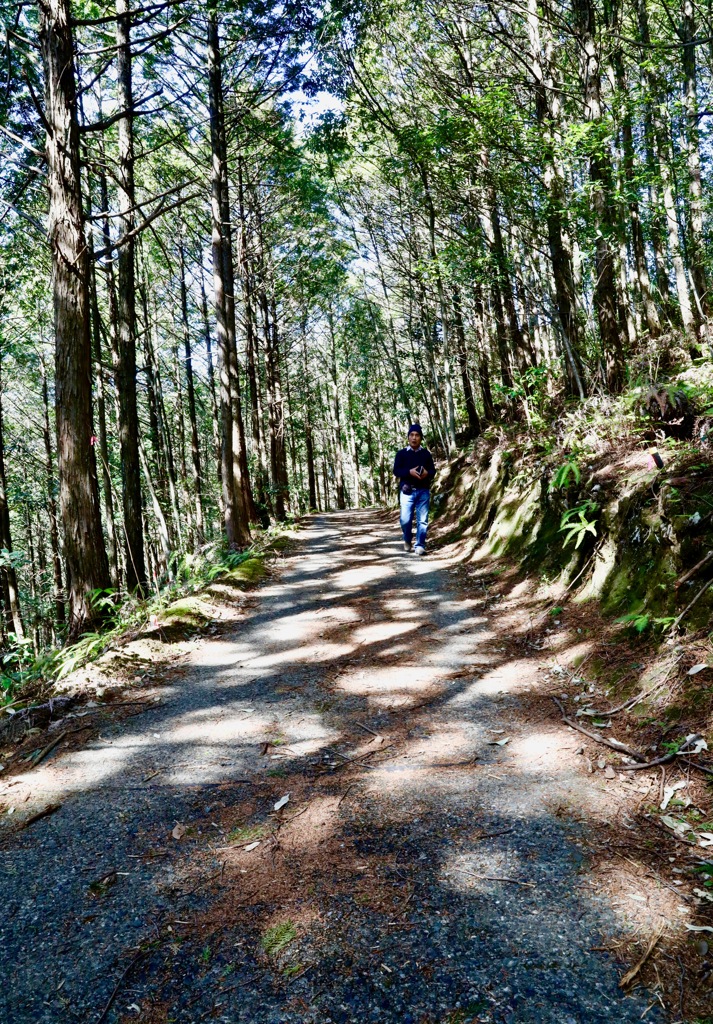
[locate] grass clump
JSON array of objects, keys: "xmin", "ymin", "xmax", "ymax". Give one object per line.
[
  {"xmin": 261, "ymin": 920, "xmax": 297, "ymax": 956},
  {"xmin": 228, "ymin": 824, "xmax": 267, "ymax": 845}
]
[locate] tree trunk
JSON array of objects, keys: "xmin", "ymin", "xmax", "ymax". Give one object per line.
[
  {"xmin": 39, "ymin": 0, "xmax": 110, "ymax": 637},
  {"xmin": 207, "ymin": 5, "xmax": 251, "ymax": 548},
  {"xmin": 115, "ymin": 0, "xmax": 146, "ymax": 593},
  {"xmin": 420, "ymin": 166, "xmax": 457, "ymax": 450},
  {"xmin": 681, "ymin": 0, "xmax": 709, "ymax": 323},
  {"xmin": 527, "ymin": 0, "xmax": 587, "ymax": 396},
  {"xmin": 199, "ymin": 267, "xmax": 223, "ymax": 518},
  {"xmin": 178, "ymin": 233, "xmax": 205, "ymax": 546},
  {"xmin": 327, "ymin": 317, "xmax": 346, "ymax": 509},
  {"xmin": 85, "ymin": 190, "xmax": 119, "ymax": 587},
  {"xmin": 573, "ymin": 0, "xmax": 626, "ymax": 391},
  {"xmin": 611, "ymin": 46, "xmax": 661, "ymax": 338},
  {"xmin": 40, "ymin": 358, "xmax": 66, "ymax": 626},
  {"xmin": 636, "ymin": 0, "xmax": 695, "ymax": 341},
  {"xmin": 453, "ymin": 288, "xmax": 481, "ymax": 438},
  {"xmin": 0, "ymin": 352, "xmax": 23, "ymax": 639}
]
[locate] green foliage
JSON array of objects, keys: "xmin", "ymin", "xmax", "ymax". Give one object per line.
[
  {"xmin": 0, "ymin": 635, "xmax": 51, "ymax": 704},
  {"xmin": 205, "ymin": 549, "xmax": 256, "ymax": 582},
  {"xmin": 261, "ymin": 921, "xmax": 297, "ymax": 956},
  {"xmin": 615, "ymin": 612, "xmax": 676, "ymax": 634},
  {"xmin": 559, "ymin": 502, "xmax": 597, "ymax": 549},
  {"xmin": 553, "ymin": 461, "xmax": 581, "ymax": 490},
  {"xmin": 228, "ymin": 824, "xmax": 267, "ymax": 844}
]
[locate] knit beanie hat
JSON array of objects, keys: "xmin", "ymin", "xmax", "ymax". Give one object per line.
[{"xmin": 408, "ymin": 423, "xmax": 423, "ymax": 437}]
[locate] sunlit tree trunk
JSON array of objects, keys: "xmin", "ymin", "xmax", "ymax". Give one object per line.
[
  {"xmin": 39, "ymin": 357, "xmax": 66, "ymax": 625},
  {"xmin": 115, "ymin": 0, "xmax": 146, "ymax": 593},
  {"xmin": 178, "ymin": 233, "xmax": 205, "ymax": 546},
  {"xmin": 573, "ymin": 0, "xmax": 626, "ymax": 391},
  {"xmin": 637, "ymin": 0, "xmax": 695, "ymax": 342},
  {"xmin": 0, "ymin": 350, "xmax": 23, "ymax": 639},
  {"xmin": 681, "ymin": 0, "xmax": 709, "ymax": 325},
  {"xmin": 528, "ymin": 0, "xmax": 586, "ymax": 396},
  {"xmin": 207, "ymin": 5, "xmax": 251, "ymax": 547},
  {"xmin": 39, "ymin": 0, "xmax": 110, "ymax": 637}
]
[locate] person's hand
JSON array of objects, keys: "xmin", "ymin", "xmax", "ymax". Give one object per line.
[{"xmin": 409, "ymin": 467, "xmax": 422, "ymax": 479}]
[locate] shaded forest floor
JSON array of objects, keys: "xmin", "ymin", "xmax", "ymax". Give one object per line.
[{"xmin": 1, "ymin": 510, "xmax": 711, "ymax": 1023}]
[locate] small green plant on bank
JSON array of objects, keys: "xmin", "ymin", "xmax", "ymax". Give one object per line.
[
  {"xmin": 553, "ymin": 460, "xmax": 581, "ymax": 489},
  {"xmin": 616, "ymin": 612, "xmax": 676, "ymax": 634},
  {"xmin": 559, "ymin": 502, "xmax": 598, "ymax": 549}
]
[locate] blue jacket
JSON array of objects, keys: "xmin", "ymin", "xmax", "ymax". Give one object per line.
[{"xmin": 393, "ymin": 445, "xmax": 436, "ymax": 490}]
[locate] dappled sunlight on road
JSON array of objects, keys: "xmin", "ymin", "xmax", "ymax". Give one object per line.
[{"xmin": 0, "ymin": 509, "xmax": 681, "ymax": 1024}]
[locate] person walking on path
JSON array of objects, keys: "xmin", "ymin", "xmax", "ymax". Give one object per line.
[{"xmin": 393, "ymin": 424, "xmax": 436, "ymax": 555}]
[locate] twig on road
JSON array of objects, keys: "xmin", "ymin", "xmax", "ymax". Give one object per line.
[
  {"xmin": 355, "ymin": 722, "xmax": 381, "ymax": 738},
  {"xmin": 17, "ymin": 802, "xmax": 62, "ymax": 830},
  {"xmin": 618, "ymin": 918, "xmax": 665, "ymax": 988},
  {"xmin": 457, "ymin": 867, "xmax": 536, "ymax": 888},
  {"xmin": 96, "ymin": 948, "xmax": 146, "ymax": 1024},
  {"xmin": 29, "ymin": 731, "xmax": 68, "ymax": 769}
]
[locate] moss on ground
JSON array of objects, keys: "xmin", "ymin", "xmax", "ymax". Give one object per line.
[
  {"xmin": 159, "ymin": 597, "xmax": 211, "ymax": 628},
  {"xmin": 222, "ymin": 556, "xmax": 266, "ymax": 586}
]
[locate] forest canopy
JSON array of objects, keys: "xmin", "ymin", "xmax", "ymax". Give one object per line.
[{"xmin": 1, "ymin": 0, "xmax": 712, "ymax": 653}]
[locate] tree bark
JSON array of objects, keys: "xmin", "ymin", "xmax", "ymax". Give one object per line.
[
  {"xmin": 39, "ymin": 0, "xmax": 110, "ymax": 637},
  {"xmin": 611, "ymin": 45, "xmax": 661, "ymax": 338},
  {"xmin": 636, "ymin": 0, "xmax": 695, "ymax": 341},
  {"xmin": 573, "ymin": 0, "xmax": 626, "ymax": 391},
  {"xmin": 178, "ymin": 233, "xmax": 205, "ymax": 546},
  {"xmin": 207, "ymin": 5, "xmax": 251, "ymax": 548},
  {"xmin": 0, "ymin": 352, "xmax": 23, "ymax": 639},
  {"xmin": 40, "ymin": 358, "xmax": 66, "ymax": 626},
  {"xmin": 452, "ymin": 288, "xmax": 481, "ymax": 437},
  {"xmin": 527, "ymin": 0, "xmax": 587, "ymax": 396},
  {"xmin": 115, "ymin": 0, "xmax": 146, "ymax": 593},
  {"xmin": 681, "ymin": 0, "xmax": 709, "ymax": 323},
  {"xmin": 85, "ymin": 189, "xmax": 119, "ymax": 587}
]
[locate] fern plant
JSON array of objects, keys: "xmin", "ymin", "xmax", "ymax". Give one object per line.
[
  {"xmin": 553, "ymin": 460, "xmax": 581, "ymax": 489},
  {"xmin": 559, "ymin": 502, "xmax": 597, "ymax": 549}
]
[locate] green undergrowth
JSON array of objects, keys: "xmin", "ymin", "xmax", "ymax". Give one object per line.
[
  {"xmin": 430, "ymin": 365, "xmax": 713, "ymax": 747},
  {"xmin": 432, "ymin": 362, "xmax": 713, "ymax": 634},
  {"xmin": 1, "ymin": 527, "xmax": 290, "ymax": 709}
]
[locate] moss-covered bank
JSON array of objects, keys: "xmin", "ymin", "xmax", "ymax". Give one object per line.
[{"xmin": 432, "ymin": 430, "xmax": 713, "ymax": 631}]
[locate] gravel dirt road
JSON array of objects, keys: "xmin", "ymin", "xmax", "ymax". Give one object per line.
[{"xmin": 0, "ymin": 510, "xmax": 666, "ymax": 1024}]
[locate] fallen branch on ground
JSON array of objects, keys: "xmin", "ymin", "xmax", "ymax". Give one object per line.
[
  {"xmin": 618, "ymin": 735, "xmax": 707, "ymax": 772},
  {"xmin": 457, "ymin": 867, "xmax": 535, "ymax": 888},
  {"xmin": 96, "ymin": 948, "xmax": 146, "ymax": 1024},
  {"xmin": 17, "ymin": 802, "xmax": 62, "ymax": 830},
  {"xmin": 29, "ymin": 730, "xmax": 68, "ymax": 769},
  {"xmin": 675, "ymin": 550, "xmax": 713, "ymax": 589},
  {"xmin": 619, "ymin": 918, "xmax": 666, "ymax": 988},
  {"xmin": 552, "ymin": 698, "xmax": 646, "ymax": 761},
  {"xmin": 578, "ymin": 665, "xmax": 675, "ymax": 719},
  {"xmin": 355, "ymin": 722, "xmax": 381, "ymax": 738}
]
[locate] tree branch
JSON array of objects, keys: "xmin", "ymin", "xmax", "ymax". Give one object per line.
[{"xmin": 91, "ymin": 190, "xmax": 201, "ymax": 261}]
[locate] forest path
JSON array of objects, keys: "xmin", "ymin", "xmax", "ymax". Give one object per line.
[{"xmin": 2, "ymin": 510, "xmax": 663, "ymax": 1024}]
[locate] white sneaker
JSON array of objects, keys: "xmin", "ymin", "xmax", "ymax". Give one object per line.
[{"xmin": 414, "ymin": 545, "xmax": 426, "ymax": 556}]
